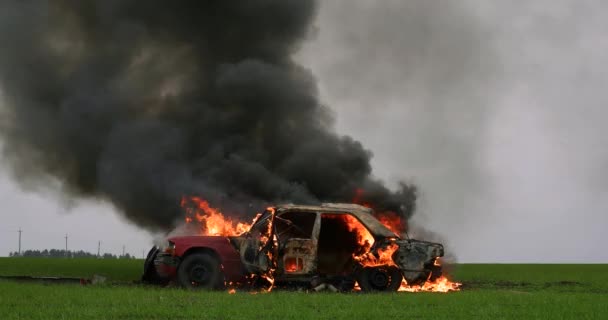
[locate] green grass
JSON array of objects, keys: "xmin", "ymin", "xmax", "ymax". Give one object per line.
[
  {"xmin": 0, "ymin": 257, "xmax": 142, "ymax": 282},
  {"xmin": 452, "ymin": 264, "xmax": 608, "ymax": 283},
  {"xmin": 451, "ymin": 264, "xmax": 608, "ymax": 292},
  {"xmin": 0, "ymin": 258, "xmax": 607, "ymax": 319}
]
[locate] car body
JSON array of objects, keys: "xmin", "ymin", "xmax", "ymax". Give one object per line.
[{"xmin": 142, "ymin": 203, "xmax": 444, "ymax": 291}]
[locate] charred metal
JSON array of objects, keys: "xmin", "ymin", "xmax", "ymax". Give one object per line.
[{"xmin": 142, "ymin": 203, "xmax": 445, "ymax": 292}]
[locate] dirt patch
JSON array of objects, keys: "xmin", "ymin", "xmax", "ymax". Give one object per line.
[
  {"xmin": 460, "ymin": 279, "xmax": 598, "ymax": 292},
  {"xmin": 552, "ymin": 281, "xmax": 582, "ymax": 286},
  {"xmin": 460, "ymin": 280, "xmax": 533, "ymax": 290}
]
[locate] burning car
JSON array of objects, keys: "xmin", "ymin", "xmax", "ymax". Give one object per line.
[{"xmin": 142, "ymin": 202, "xmax": 449, "ymax": 292}]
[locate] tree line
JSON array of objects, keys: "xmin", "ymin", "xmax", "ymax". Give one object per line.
[{"xmin": 9, "ymin": 249, "xmax": 136, "ymax": 259}]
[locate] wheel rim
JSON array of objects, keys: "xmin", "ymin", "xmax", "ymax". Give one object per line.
[
  {"xmin": 369, "ymin": 268, "xmax": 391, "ymax": 289},
  {"xmin": 189, "ymin": 264, "xmax": 210, "ymax": 285}
]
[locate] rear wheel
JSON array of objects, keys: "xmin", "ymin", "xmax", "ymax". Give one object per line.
[
  {"xmin": 356, "ymin": 266, "xmax": 403, "ymax": 292},
  {"xmin": 177, "ymin": 253, "xmax": 224, "ymax": 290}
]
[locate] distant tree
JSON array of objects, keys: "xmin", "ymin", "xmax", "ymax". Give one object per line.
[
  {"xmin": 22, "ymin": 249, "xmax": 43, "ymax": 257},
  {"xmin": 6, "ymin": 249, "xmax": 121, "ymax": 259},
  {"xmin": 103, "ymin": 253, "xmax": 117, "ymax": 259}
]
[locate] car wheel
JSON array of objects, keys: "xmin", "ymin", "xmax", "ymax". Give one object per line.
[
  {"xmin": 177, "ymin": 253, "xmax": 223, "ymax": 290},
  {"xmin": 356, "ymin": 266, "xmax": 403, "ymax": 292}
]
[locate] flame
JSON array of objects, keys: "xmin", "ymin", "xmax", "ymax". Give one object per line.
[
  {"xmin": 399, "ymin": 276, "xmax": 461, "ymax": 293},
  {"xmin": 375, "ymin": 212, "xmax": 405, "ymax": 235},
  {"xmin": 182, "ymin": 197, "xmax": 276, "ymax": 292},
  {"xmin": 181, "ymin": 196, "xmax": 252, "ymax": 236},
  {"xmin": 181, "ymin": 195, "xmax": 460, "ymax": 293},
  {"xmin": 352, "ymin": 188, "xmax": 405, "ymax": 235},
  {"xmin": 398, "ymin": 258, "xmax": 461, "ymax": 292},
  {"xmin": 351, "ymin": 188, "xmax": 460, "ymax": 293},
  {"xmin": 342, "ymin": 214, "xmax": 374, "ymax": 250},
  {"xmin": 258, "ymin": 207, "xmax": 277, "ymax": 292},
  {"xmin": 284, "ymin": 257, "xmax": 304, "ymax": 272},
  {"xmin": 354, "ymin": 243, "xmax": 399, "ymax": 267}
]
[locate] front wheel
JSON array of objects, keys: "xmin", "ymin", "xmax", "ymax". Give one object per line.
[
  {"xmin": 177, "ymin": 253, "xmax": 224, "ymax": 290},
  {"xmin": 356, "ymin": 266, "xmax": 403, "ymax": 292}
]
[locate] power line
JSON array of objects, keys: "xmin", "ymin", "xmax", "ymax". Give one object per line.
[
  {"xmin": 18, "ymin": 228, "xmax": 22, "ymax": 255},
  {"xmin": 64, "ymin": 233, "xmax": 68, "ymax": 257}
]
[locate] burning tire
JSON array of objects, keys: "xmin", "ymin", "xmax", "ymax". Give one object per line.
[
  {"xmin": 177, "ymin": 253, "xmax": 224, "ymax": 290},
  {"xmin": 356, "ymin": 266, "xmax": 403, "ymax": 292}
]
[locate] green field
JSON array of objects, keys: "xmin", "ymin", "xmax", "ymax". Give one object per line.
[
  {"xmin": 0, "ymin": 257, "xmax": 142, "ymax": 282},
  {"xmin": 0, "ymin": 258, "xmax": 606, "ymax": 319}
]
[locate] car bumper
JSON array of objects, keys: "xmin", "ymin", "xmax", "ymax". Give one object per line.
[{"xmin": 154, "ymin": 253, "xmax": 179, "ymax": 279}]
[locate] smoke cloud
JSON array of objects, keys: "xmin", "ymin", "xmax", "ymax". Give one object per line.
[
  {"xmin": 297, "ymin": 0, "xmax": 495, "ymax": 242},
  {"xmin": 298, "ymin": 0, "xmax": 608, "ymax": 262},
  {"xmin": 0, "ymin": 1, "xmax": 416, "ymax": 231}
]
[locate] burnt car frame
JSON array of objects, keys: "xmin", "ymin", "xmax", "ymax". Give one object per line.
[{"xmin": 143, "ymin": 203, "xmax": 444, "ymax": 292}]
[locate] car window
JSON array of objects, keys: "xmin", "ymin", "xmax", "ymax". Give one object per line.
[
  {"xmin": 248, "ymin": 209, "xmax": 273, "ymax": 238},
  {"xmin": 275, "ymin": 211, "xmax": 316, "ymax": 239}
]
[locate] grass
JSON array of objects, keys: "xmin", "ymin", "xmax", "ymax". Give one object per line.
[
  {"xmin": 0, "ymin": 257, "xmax": 142, "ymax": 282},
  {"xmin": 0, "ymin": 258, "xmax": 607, "ymax": 319},
  {"xmin": 451, "ymin": 264, "xmax": 608, "ymax": 291}
]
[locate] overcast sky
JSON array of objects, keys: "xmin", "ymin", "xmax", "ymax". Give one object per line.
[{"xmin": 1, "ymin": 1, "xmax": 607, "ymax": 262}]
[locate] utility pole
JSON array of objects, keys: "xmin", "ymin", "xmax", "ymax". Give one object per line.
[
  {"xmin": 18, "ymin": 228, "xmax": 22, "ymax": 256},
  {"xmin": 97, "ymin": 241, "xmax": 101, "ymax": 258},
  {"xmin": 65, "ymin": 234, "xmax": 68, "ymax": 257},
  {"xmin": 122, "ymin": 245, "xmax": 125, "ymax": 257}
]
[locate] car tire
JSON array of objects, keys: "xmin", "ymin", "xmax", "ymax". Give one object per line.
[
  {"xmin": 177, "ymin": 253, "xmax": 224, "ymax": 290},
  {"xmin": 356, "ymin": 266, "xmax": 403, "ymax": 292}
]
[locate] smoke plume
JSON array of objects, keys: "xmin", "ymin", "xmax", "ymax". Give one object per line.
[{"xmin": 0, "ymin": 1, "xmax": 416, "ymax": 231}]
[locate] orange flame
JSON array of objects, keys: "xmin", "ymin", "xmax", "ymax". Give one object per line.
[
  {"xmin": 354, "ymin": 243, "xmax": 399, "ymax": 267},
  {"xmin": 398, "ymin": 276, "xmax": 461, "ymax": 292},
  {"xmin": 284, "ymin": 257, "xmax": 304, "ymax": 272},
  {"xmin": 256, "ymin": 207, "xmax": 277, "ymax": 292},
  {"xmin": 352, "ymin": 188, "xmax": 461, "ymax": 293},
  {"xmin": 181, "ymin": 196, "xmax": 252, "ymax": 236},
  {"xmin": 375, "ymin": 212, "xmax": 405, "ymax": 235},
  {"xmin": 181, "ymin": 195, "xmax": 460, "ymax": 293},
  {"xmin": 352, "ymin": 188, "xmax": 405, "ymax": 235},
  {"xmin": 342, "ymin": 214, "xmax": 374, "ymax": 250},
  {"xmin": 399, "ymin": 259, "xmax": 461, "ymax": 292}
]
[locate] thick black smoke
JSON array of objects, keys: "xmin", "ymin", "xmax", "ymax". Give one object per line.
[{"xmin": 0, "ymin": 0, "xmax": 416, "ymax": 231}]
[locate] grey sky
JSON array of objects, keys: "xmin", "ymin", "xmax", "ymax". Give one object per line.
[{"xmin": 1, "ymin": 1, "xmax": 607, "ymax": 262}]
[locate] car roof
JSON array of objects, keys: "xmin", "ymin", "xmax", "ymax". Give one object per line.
[{"xmin": 274, "ymin": 203, "xmax": 398, "ymax": 239}]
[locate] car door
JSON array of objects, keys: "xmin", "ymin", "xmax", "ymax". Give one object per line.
[
  {"xmin": 236, "ymin": 209, "xmax": 277, "ymax": 274},
  {"xmin": 274, "ymin": 210, "xmax": 321, "ymax": 275}
]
